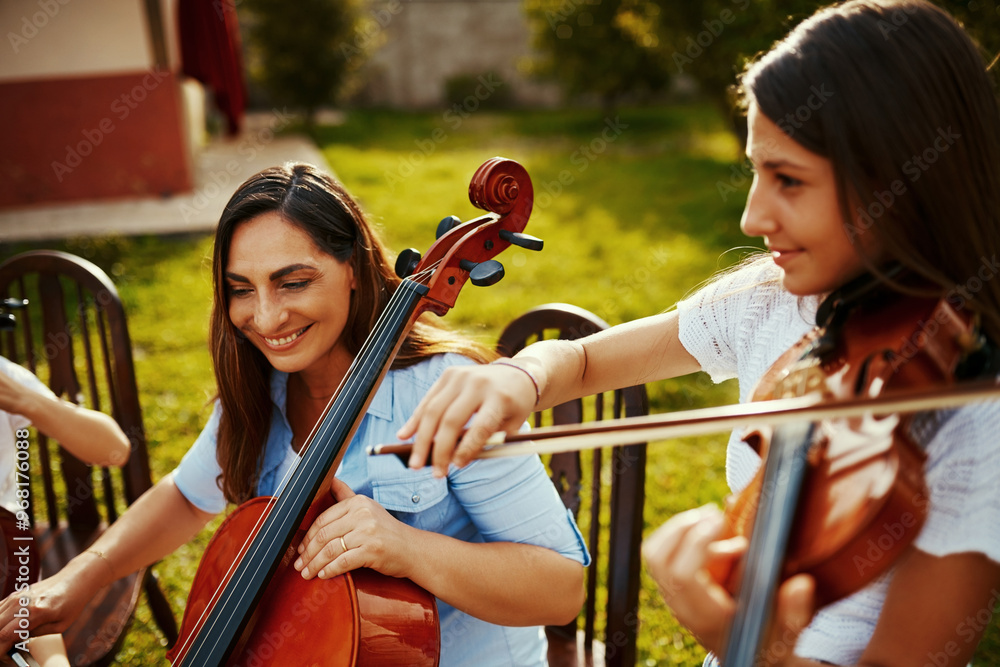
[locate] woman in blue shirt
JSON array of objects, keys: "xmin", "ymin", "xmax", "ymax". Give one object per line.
[{"xmin": 0, "ymin": 163, "xmax": 588, "ymax": 666}]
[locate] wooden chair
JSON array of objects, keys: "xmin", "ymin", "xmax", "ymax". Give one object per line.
[
  {"xmin": 497, "ymin": 303, "xmax": 648, "ymax": 667},
  {"xmin": 0, "ymin": 250, "xmax": 178, "ymax": 666}
]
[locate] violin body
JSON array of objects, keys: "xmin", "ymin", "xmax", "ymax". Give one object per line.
[
  {"xmin": 724, "ymin": 419, "xmax": 928, "ymax": 606},
  {"xmin": 718, "ymin": 286, "xmax": 989, "ymax": 663},
  {"xmin": 167, "ymin": 493, "xmax": 440, "ymax": 666}
]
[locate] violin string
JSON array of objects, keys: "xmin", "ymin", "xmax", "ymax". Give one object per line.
[{"xmin": 182, "ymin": 277, "xmax": 423, "ymax": 661}]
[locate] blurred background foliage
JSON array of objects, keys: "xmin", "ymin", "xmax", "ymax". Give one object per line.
[
  {"xmin": 240, "ymin": 0, "xmax": 370, "ymax": 129},
  {"xmin": 239, "ymin": 0, "xmax": 1000, "ymax": 140}
]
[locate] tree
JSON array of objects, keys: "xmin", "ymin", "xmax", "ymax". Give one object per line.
[
  {"xmin": 522, "ymin": 0, "xmax": 672, "ymax": 110},
  {"xmin": 657, "ymin": 0, "xmax": 819, "ymax": 139},
  {"xmin": 657, "ymin": 0, "xmax": 1000, "ymax": 144},
  {"xmin": 240, "ymin": 0, "xmax": 371, "ymax": 129}
]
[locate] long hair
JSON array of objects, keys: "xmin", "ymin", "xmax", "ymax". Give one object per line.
[
  {"xmin": 736, "ymin": 0, "xmax": 1000, "ymax": 342},
  {"xmin": 209, "ymin": 163, "xmax": 495, "ymax": 504}
]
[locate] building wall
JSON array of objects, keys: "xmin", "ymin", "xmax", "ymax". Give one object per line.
[
  {"xmin": 0, "ymin": 0, "xmax": 192, "ymax": 208},
  {"xmin": 357, "ymin": 0, "xmax": 560, "ymax": 108}
]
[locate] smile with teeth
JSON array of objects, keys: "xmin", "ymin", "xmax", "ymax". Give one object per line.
[{"xmin": 263, "ymin": 325, "xmax": 311, "ymax": 347}]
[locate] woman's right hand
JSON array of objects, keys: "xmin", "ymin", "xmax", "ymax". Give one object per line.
[
  {"xmin": 0, "ymin": 558, "xmax": 102, "ymax": 652},
  {"xmin": 397, "ymin": 361, "xmax": 539, "ymax": 477}
]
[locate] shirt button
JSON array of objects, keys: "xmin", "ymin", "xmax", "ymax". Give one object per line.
[{"xmin": 411, "ymin": 494, "xmax": 420, "ymax": 503}]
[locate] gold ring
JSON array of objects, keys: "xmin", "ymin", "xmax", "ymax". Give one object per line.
[{"xmin": 339, "ymin": 536, "xmax": 348, "ymax": 554}]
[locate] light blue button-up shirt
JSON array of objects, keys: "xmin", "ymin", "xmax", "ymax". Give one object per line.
[{"xmin": 173, "ymin": 352, "xmax": 590, "ymax": 666}]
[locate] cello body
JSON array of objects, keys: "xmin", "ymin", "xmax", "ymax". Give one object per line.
[{"xmin": 167, "ymin": 494, "xmax": 439, "ymax": 667}]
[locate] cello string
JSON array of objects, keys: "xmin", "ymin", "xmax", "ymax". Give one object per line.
[
  {"xmin": 246, "ymin": 261, "xmax": 439, "ymax": 514},
  {"xmin": 190, "ymin": 286, "xmax": 417, "ymax": 659},
  {"xmin": 182, "ymin": 266, "xmax": 441, "ymax": 661},
  {"xmin": 181, "ymin": 290, "xmax": 415, "ymax": 662}
]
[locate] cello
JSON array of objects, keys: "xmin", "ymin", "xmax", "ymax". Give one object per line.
[{"xmin": 167, "ymin": 157, "xmax": 540, "ymax": 666}]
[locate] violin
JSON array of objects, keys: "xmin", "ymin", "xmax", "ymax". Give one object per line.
[
  {"xmin": 716, "ymin": 272, "xmax": 1000, "ymax": 666},
  {"xmin": 167, "ymin": 157, "xmax": 541, "ymax": 666}
]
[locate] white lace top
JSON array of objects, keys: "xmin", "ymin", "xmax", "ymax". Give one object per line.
[{"xmin": 676, "ymin": 258, "xmax": 1000, "ymax": 664}]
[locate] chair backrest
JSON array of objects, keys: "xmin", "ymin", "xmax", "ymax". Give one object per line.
[
  {"xmin": 0, "ymin": 249, "xmax": 176, "ymax": 664},
  {"xmin": 497, "ymin": 303, "xmax": 648, "ymax": 667}
]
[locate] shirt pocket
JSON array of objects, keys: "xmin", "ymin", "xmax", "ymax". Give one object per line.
[{"xmin": 369, "ymin": 456, "xmax": 449, "ymax": 515}]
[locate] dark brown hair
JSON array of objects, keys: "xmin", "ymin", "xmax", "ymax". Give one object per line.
[
  {"xmin": 209, "ymin": 163, "xmax": 495, "ymax": 503},
  {"xmin": 737, "ymin": 0, "xmax": 1000, "ymax": 342}
]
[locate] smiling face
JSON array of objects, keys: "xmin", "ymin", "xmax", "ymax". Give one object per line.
[
  {"xmin": 225, "ymin": 211, "xmax": 357, "ymax": 379},
  {"xmin": 740, "ymin": 102, "xmax": 880, "ymax": 296}
]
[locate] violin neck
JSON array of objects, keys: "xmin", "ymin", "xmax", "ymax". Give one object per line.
[
  {"xmin": 722, "ymin": 421, "xmax": 814, "ymax": 667},
  {"xmin": 176, "ymin": 279, "xmax": 429, "ymax": 666}
]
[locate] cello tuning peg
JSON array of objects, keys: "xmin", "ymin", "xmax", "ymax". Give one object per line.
[
  {"xmin": 436, "ymin": 215, "xmax": 463, "ymax": 239},
  {"xmin": 459, "ymin": 259, "xmax": 505, "ymax": 287},
  {"xmin": 2, "ymin": 298, "xmax": 27, "ymax": 310},
  {"xmin": 394, "ymin": 248, "xmax": 422, "ymax": 279},
  {"xmin": 498, "ymin": 229, "xmax": 544, "ymax": 252},
  {"xmin": 0, "ymin": 313, "xmax": 15, "ymax": 331}
]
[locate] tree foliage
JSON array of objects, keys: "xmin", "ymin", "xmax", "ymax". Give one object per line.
[
  {"xmin": 659, "ymin": 0, "xmax": 1000, "ymax": 124},
  {"xmin": 240, "ymin": 0, "xmax": 370, "ymax": 126},
  {"xmin": 523, "ymin": 0, "xmax": 672, "ymax": 109},
  {"xmin": 525, "ymin": 0, "xmax": 1000, "ymax": 129}
]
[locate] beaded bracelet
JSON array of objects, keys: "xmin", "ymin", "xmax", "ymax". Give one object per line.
[{"xmin": 492, "ymin": 360, "xmax": 541, "ymax": 407}]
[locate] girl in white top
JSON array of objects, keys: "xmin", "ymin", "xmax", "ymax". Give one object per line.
[
  {"xmin": 398, "ymin": 1, "xmax": 1000, "ymax": 665},
  {"xmin": 0, "ymin": 356, "xmax": 130, "ymax": 666}
]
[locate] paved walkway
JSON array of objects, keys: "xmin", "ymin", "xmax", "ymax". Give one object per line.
[{"xmin": 0, "ymin": 113, "xmax": 332, "ymax": 243}]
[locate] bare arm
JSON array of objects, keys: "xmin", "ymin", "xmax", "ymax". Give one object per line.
[
  {"xmin": 0, "ymin": 371, "xmax": 130, "ymax": 467},
  {"xmin": 400, "ymin": 310, "xmax": 700, "ymax": 474},
  {"xmin": 394, "ymin": 527, "xmax": 583, "ymax": 625},
  {"xmin": 0, "ymin": 476, "xmax": 214, "ymax": 646},
  {"xmin": 296, "ymin": 479, "xmax": 584, "ymax": 626},
  {"xmin": 522, "ymin": 309, "xmax": 700, "ymax": 408}
]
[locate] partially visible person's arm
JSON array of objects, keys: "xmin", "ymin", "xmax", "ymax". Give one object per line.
[
  {"xmin": 400, "ymin": 310, "xmax": 700, "ymax": 474},
  {"xmin": 0, "ymin": 371, "xmax": 130, "ymax": 467},
  {"xmin": 0, "ymin": 476, "xmax": 213, "ymax": 649}
]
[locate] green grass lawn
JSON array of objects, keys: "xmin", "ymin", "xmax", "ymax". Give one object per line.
[{"xmin": 11, "ymin": 102, "xmax": 999, "ymax": 665}]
